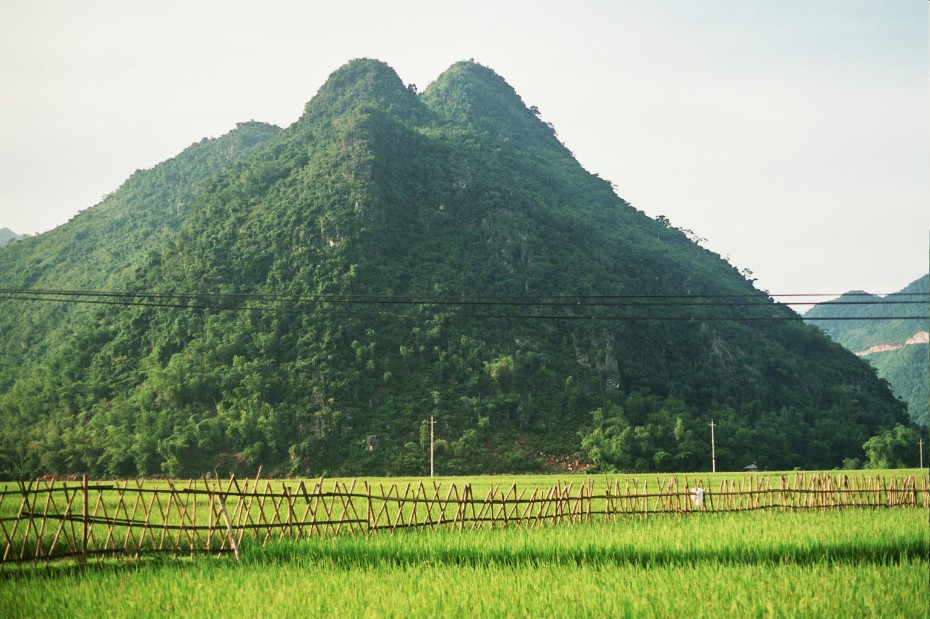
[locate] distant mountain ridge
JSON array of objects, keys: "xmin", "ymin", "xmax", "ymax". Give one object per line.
[
  {"xmin": 805, "ymin": 274, "xmax": 928, "ymax": 427},
  {"xmin": 0, "ymin": 228, "xmax": 26, "ymax": 247},
  {"xmin": 805, "ymin": 275, "xmax": 929, "ymax": 351}
]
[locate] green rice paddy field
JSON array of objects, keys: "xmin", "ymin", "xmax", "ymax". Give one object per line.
[{"xmin": 1, "ymin": 472, "xmax": 928, "ymax": 618}]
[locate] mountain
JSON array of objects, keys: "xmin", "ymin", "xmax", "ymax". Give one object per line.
[
  {"xmin": 0, "ymin": 228, "xmax": 26, "ymax": 247},
  {"xmin": 805, "ymin": 274, "xmax": 928, "ymax": 427},
  {"xmin": 0, "ymin": 59, "xmax": 907, "ymax": 479},
  {"xmin": 0, "ymin": 122, "xmax": 279, "ymax": 377}
]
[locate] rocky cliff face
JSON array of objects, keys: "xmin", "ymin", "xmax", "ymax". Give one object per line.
[{"xmin": 856, "ymin": 330, "xmax": 929, "ymax": 356}]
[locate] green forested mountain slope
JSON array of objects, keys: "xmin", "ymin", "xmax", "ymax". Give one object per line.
[
  {"xmin": 805, "ymin": 274, "xmax": 928, "ymax": 427},
  {"xmin": 805, "ymin": 275, "xmax": 928, "ymax": 352},
  {"xmin": 0, "ymin": 60, "xmax": 907, "ymax": 478},
  {"xmin": 0, "ymin": 122, "xmax": 279, "ymax": 382},
  {"xmin": 867, "ymin": 345, "xmax": 928, "ymax": 427}
]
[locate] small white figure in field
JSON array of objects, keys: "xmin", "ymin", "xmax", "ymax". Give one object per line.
[{"xmin": 691, "ymin": 487, "xmax": 705, "ymax": 507}]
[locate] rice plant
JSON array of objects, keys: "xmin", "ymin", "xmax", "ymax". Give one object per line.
[{"xmin": 1, "ymin": 509, "xmax": 926, "ymax": 618}]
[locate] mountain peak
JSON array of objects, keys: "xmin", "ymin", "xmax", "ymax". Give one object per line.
[
  {"xmin": 301, "ymin": 58, "xmax": 422, "ymax": 124},
  {"xmin": 324, "ymin": 58, "xmax": 402, "ymax": 89},
  {"xmin": 438, "ymin": 59, "xmax": 511, "ymax": 86},
  {"xmin": 422, "ymin": 60, "xmax": 555, "ymax": 144}
]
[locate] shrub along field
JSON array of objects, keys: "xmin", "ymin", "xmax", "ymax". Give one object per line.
[{"xmin": 1, "ymin": 492, "xmax": 927, "ymax": 618}]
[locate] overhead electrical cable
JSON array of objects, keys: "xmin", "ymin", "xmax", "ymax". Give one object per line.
[
  {"xmin": 0, "ymin": 287, "xmax": 925, "ymax": 305},
  {"xmin": 0, "ymin": 287, "xmax": 925, "ymax": 321}
]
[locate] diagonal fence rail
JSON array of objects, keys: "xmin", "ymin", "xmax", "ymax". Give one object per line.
[{"xmin": 1, "ymin": 472, "xmax": 926, "ymax": 566}]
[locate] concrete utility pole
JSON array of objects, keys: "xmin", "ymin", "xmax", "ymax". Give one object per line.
[
  {"xmin": 430, "ymin": 415, "xmax": 435, "ymax": 478},
  {"xmin": 920, "ymin": 438, "xmax": 924, "ymax": 470},
  {"xmin": 709, "ymin": 420, "xmax": 717, "ymax": 473}
]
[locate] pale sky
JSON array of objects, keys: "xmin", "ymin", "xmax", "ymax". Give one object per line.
[{"xmin": 1, "ymin": 1, "xmax": 927, "ymax": 298}]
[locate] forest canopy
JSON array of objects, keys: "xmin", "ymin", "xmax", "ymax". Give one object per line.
[{"xmin": 0, "ymin": 60, "xmax": 909, "ymax": 479}]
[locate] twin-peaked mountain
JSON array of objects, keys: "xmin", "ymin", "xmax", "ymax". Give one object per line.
[{"xmin": 0, "ymin": 59, "xmax": 907, "ymax": 478}]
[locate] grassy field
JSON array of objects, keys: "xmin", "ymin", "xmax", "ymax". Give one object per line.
[
  {"xmin": 295, "ymin": 468, "xmax": 930, "ymax": 492},
  {"xmin": 3, "ymin": 468, "xmax": 924, "ymax": 507},
  {"xmin": 2, "ymin": 469, "xmax": 924, "ymax": 562},
  {"xmin": 1, "ymin": 506, "xmax": 927, "ymax": 618}
]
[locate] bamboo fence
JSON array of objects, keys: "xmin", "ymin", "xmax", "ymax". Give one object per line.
[{"xmin": 1, "ymin": 472, "xmax": 926, "ymax": 566}]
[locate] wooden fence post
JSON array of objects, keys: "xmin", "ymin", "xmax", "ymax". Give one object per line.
[
  {"xmin": 81, "ymin": 474, "xmax": 88, "ymax": 564},
  {"xmin": 365, "ymin": 481, "xmax": 372, "ymax": 533},
  {"xmin": 216, "ymin": 477, "xmax": 241, "ymax": 565}
]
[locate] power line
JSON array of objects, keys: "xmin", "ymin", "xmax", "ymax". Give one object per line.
[
  {"xmin": 0, "ymin": 287, "xmax": 924, "ymax": 306},
  {"xmin": 0, "ymin": 287, "xmax": 924, "ymax": 321}
]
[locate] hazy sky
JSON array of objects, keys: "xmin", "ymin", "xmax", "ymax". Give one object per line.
[{"xmin": 1, "ymin": 1, "xmax": 927, "ymax": 298}]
